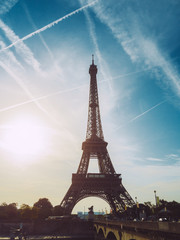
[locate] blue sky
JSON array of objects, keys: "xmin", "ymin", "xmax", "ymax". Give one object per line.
[{"xmin": 0, "ymin": 0, "xmax": 179, "ymax": 213}]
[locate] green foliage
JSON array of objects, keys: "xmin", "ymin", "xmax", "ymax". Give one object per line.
[
  {"xmin": 0, "ymin": 198, "xmax": 53, "ymax": 222},
  {"xmin": 33, "ymin": 198, "xmax": 53, "ymax": 209},
  {"xmin": 33, "ymin": 198, "xmax": 53, "ymax": 219},
  {"xmin": 158, "ymin": 199, "xmax": 180, "ymax": 220},
  {"xmin": 31, "ymin": 206, "xmax": 39, "ymax": 220},
  {"xmin": 53, "ymin": 205, "xmax": 64, "ymax": 216},
  {"xmin": 0, "ymin": 198, "xmax": 179, "ymax": 222},
  {"xmin": 19, "ymin": 204, "xmax": 32, "ymax": 221},
  {"xmin": 144, "ymin": 199, "xmax": 180, "ymax": 220},
  {"xmin": 0, "ymin": 202, "xmax": 18, "ymax": 221}
]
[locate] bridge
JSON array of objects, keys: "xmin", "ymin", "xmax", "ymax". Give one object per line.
[{"xmin": 93, "ymin": 219, "xmax": 180, "ymax": 240}]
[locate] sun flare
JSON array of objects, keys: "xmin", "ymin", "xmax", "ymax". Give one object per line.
[{"xmin": 1, "ymin": 116, "xmax": 49, "ymax": 159}]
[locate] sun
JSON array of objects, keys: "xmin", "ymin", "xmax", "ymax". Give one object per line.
[{"xmin": 1, "ymin": 116, "xmax": 49, "ymax": 159}]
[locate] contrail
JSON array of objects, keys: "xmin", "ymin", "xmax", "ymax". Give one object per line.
[
  {"xmin": 128, "ymin": 100, "xmax": 166, "ymax": 122},
  {"xmin": 0, "ymin": 59, "xmax": 60, "ymax": 125},
  {"xmin": 101, "ymin": 56, "xmax": 180, "ymax": 83},
  {"xmin": 0, "ymin": 68, "xmax": 164, "ymax": 115},
  {"xmin": 0, "ymin": 0, "xmax": 99, "ymax": 52},
  {"xmin": 110, "ymin": 67, "xmax": 154, "ymax": 81},
  {"xmin": 98, "ymin": 68, "xmax": 153, "ymax": 84},
  {"xmin": 0, "ymin": 85, "xmax": 88, "ymax": 114},
  {"xmin": 0, "ymin": 0, "xmax": 19, "ymax": 15},
  {"xmin": 80, "ymin": 0, "xmax": 113, "ymax": 93},
  {"xmin": 0, "ymin": 19, "xmax": 42, "ymax": 73},
  {"xmin": 0, "ymin": 39, "xmax": 24, "ymax": 69},
  {"xmin": 0, "ymin": 60, "xmax": 34, "ymax": 98},
  {"xmin": 114, "ymin": 100, "xmax": 166, "ymax": 132},
  {"xmin": 22, "ymin": 1, "xmax": 54, "ymax": 61}
]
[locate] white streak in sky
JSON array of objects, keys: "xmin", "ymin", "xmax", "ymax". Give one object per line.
[
  {"xmin": 0, "ymin": 19, "xmax": 42, "ymax": 74},
  {"xmin": 105, "ymin": 55, "xmax": 180, "ymax": 84},
  {"xmin": 0, "ymin": 60, "xmax": 35, "ymax": 97},
  {"xmin": 128, "ymin": 100, "xmax": 166, "ymax": 122},
  {"xmin": 0, "ymin": 24, "xmax": 48, "ymax": 120},
  {"xmin": 79, "ymin": 0, "xmax": 113, "ymax": 93},
  {"xmin": 0, "ymin": 41, "xmax": 61, "ymax": 126},
  {"xmin": 0, "ymin": 85, "xmax": 87, "ymax": 113},
  {"xmin": 140, "ymin": 39, "xmax": 180, "ymax": 97},
  {"xmin": 0, "ymin": 39, "xmax": 23, "ymax": 69},
  {"xmin": 0, "ymin": 57, "xmax": 64, "ymax": 126},
  {"xmin": 22, "ymin": 2, "xmax": 63, "ymax": 78},
  {"xmin": 93, "ymin": 2, "xmax": 180, "ymax": 100},
  {"xmin": 114, "ymin": 100, "xmax": 166, "ymax": 132},
  {"xmin": 22, "ymin": 2, "xmax": 54, "ymax": 61},
  {"xmin": 102, "ymin": 67, "xmax": 154, "ymax": 82},
  {"xmin": 0, "ymin": 0, "xmax": 19, "ymax": 15},
  {"xmin": 0, "ymin": 65, "xmax": 163, "ymax": 114},
  {"xmin": 0, "ymin": 0, "xmax": 99, "ymax": 52},
  {"xmin": 0, "ymin": 20, "xmax": 63, "ymax": 125}
]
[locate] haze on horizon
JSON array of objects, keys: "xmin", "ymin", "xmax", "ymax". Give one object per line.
[{"xmin": 0, "ymin": 0, "xmax": 180, "ymax": 213}]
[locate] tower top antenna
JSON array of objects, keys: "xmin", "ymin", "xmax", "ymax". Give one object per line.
[{"xmin": 92, "ymin": 54, "xmax": 94, "ymax": 65}]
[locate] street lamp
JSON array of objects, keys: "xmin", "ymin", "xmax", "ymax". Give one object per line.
[
  {"xmin": 135, "ymin": 197, "xmax": 138, "ymax": 220},
  {"xmin": 154, "ymin": 190, "xmax": 157, "ymax": 207}
]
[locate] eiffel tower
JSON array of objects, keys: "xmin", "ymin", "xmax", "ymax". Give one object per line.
[{"xmin": 59, "ymin": 56, "xmax": 135, "ymax": 216}]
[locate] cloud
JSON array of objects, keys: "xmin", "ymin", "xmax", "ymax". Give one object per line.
[
  {"xmin": 128, "ymin": 100, "xmax": 165, "ymax": 122},
  {"xmin": 0, "ymin": 0, "xmax": 99, "ymax": 53},
  {"xmin": 136, "ymin": 152, "xmax": 180, "ymax": 166},
  {"xmin": 147, "ymin": 157, "xmax": 163, "ymax": 162},
  {"xmin": 0, "ymin": 57, "xmax": 32, "ymax": 97},
  {"xmin": 166, "ymin": 154, "xmax": 180, "ymax": 162},
  {"xmin": 93, "ymin": 0, "xmax": 180, "ymax": 101},
  {"xmin": 0, "ymin": 38, "xmax": 24, "ymax": 69},
  {"xmin": 0, "ymin": 84, "xmax": 87, "ymax": 113},
  {"xmin": 113, "ymin": 100, "xmax": 166, "ymax": 131},
  {"xmin": 79, "ymin": 0, "xmax": 113, "ymax": 94},
  {"xmin": 22, "ymin": 1, "xmax": 54, "ymax": 61},
  {"xmin": 0, "ymin": 0, "xmax": 19, "ymax": 15},
  {"xmin": 0, "ymin": 21, "xmax": 64, "ymax": 126},
  {"xmin": 0, "ymin": 19, "xmax": 42, "ymax": 74},
  {"xmin": 0, "ymin": 23, "xmax": 40, "ymax": 100},
  {"xmin": 139, "ymin": 38, "xmax": 180, "ymax": 97}
]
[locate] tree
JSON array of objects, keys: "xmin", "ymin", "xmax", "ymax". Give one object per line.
[
  {"xmin": 33, "ymin": 198, "xmax": 53, "ymax": 219},
  {"xmin": 53, "ymin": 205, "xmax": 64, "ymax": 216},
  {"xmin": 144, "ymin": 199, "xmax": 180, "ymax": 221},
  {"xmin": 6, "ymin": 203, "xmax": 18, "ymax": 221},
  {"xmin": 33, "ymin": 198, "xmax": 53, "ymax": 209},
  {"xmin": 0, "ymin": 203, "xmax": 18, "ymax": 221},
  {"xmin": 0, "ymin": 203, "xmax": 8, "ymax": 220},
  {"xmin": 19, "ymin": 204, "xmax": 32, "ymax": 221},
  {"xmin": 158, "ymin": 200, "xmax": 180, "ymax": 221},
  {"xmin": 31, "ymin": 206, "xmax": 39, "ymax": 220}
]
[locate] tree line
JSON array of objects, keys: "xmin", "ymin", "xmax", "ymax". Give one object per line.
[
  {"xmin": 0, "ymin": 198, "xmax": 180, "ymax": 222},
  {"xmin": 0, "ymin": 198, "xmax": 63, "ymax": 222},
  {"xmin": 143, "ymin": 199, "xmax": 180, "ymax": 221}
]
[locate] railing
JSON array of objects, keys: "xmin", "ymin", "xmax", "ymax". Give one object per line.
[
  {"xmin": 94, "ymin": 219, "xmax": 180, "ymax": 239},
  {"xmin": 72, "ymin": 174, "xmax": 122, "ymax": 184}
]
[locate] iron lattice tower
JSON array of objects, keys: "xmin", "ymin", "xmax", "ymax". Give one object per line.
[{"xmin": 59, "ymin": 56, "xmax": 135, "ymax": 215}]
